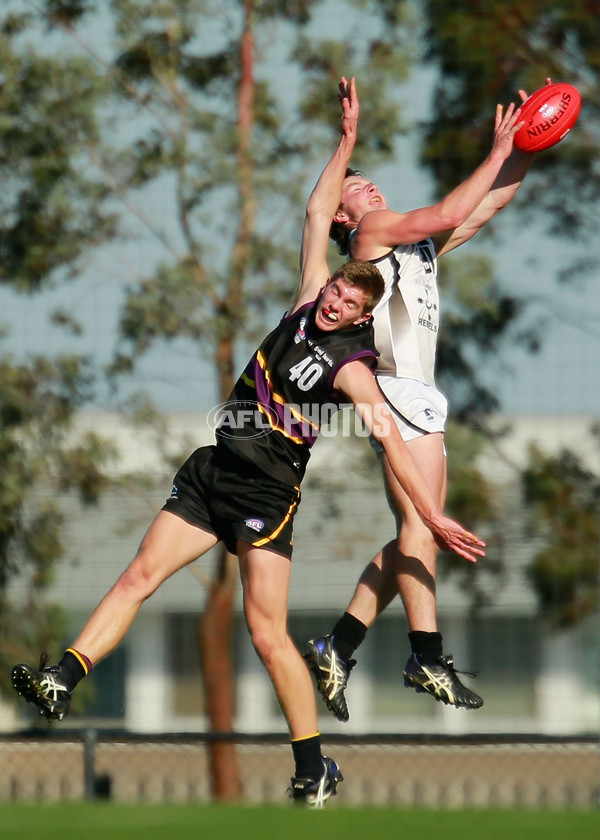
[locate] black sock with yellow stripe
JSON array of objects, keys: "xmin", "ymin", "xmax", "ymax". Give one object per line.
[{"xmin": 55, "ymin": 648, "xmax": 93, "ymax": 691}]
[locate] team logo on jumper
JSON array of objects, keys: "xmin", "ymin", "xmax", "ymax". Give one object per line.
[
  {"xmin": 244, "ymin": 518, "xmax": 265, "ymax": 533},
  {"xmin": 417, "ymin": 286, "xmax": 438, "ymax": 333},
  {"xmin": 294, "ymin": 317, "xmax": 307, "ymax": 344}
]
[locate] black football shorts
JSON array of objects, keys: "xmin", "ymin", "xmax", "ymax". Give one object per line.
[{"xmin": 161, "ymin": 445, "xmax": 301, "ymax": 559}]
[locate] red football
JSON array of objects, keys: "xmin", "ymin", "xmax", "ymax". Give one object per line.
[{"xmin": 514, "ymin": 82, "xmax": 581, "ymax": 153}]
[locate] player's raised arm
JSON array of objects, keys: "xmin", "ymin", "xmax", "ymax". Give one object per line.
[
  {"xmin": 435, "ymin": 79, "xmax": 551, "ymax": 256},
  {"xmin": 291, "ymin": 77, "xmax": 359, "ymax": 314},
  {"xmin": 349, "ymin": 100, "xmax": 523, "ymax": 259},
  {"xmin": 334, "ymin": 361, "xmax": 486, "ymax": 563}
]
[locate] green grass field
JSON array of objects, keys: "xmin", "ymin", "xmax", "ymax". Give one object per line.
[{"xmin": 1, "ymin": 803, "xmax": 599, "ymax": 840}]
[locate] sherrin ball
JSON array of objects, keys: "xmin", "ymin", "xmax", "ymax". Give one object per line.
[{"xmin": 514, "ymin": 82, "xmax": 581, "ymax": 153}]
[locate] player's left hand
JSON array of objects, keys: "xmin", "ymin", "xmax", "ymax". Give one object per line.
[{"xmin": 432, "ymin": 515, "xmax": 486, "ymax": 563}]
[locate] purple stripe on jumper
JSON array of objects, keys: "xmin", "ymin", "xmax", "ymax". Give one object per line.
[
  {"xmin": 251, "ymin": 357, "xmax": 319, "ymax": 447},
  {"xmin": 329, "ymin": 350, "xmax": 378, "ymax": 386}
]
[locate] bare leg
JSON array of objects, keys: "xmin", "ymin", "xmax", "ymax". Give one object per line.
[
  {"xmin": 384, "ymin": 432, "xmax": 446, "ymax": 631},
  {"xmin": 238, "ymin": 544, "xmax": 318, "ymax": 739},
  {"xmin": 72, "ymin": 511, "xmax": 219, "ymax": 664},
  {"xmin": 342, "ymin": 539, "xmax": 398, "ymax": 626},
  {"xmin": 345, "ymin": 432, "xmax": 446, "ymax": 632},
  {"xmin": 311, "ymin": 432, "xmax": 482, "ymax": 711},
  {"xmin": 12, "ymin": 511, "xmax": 220, "ymax": 721}
]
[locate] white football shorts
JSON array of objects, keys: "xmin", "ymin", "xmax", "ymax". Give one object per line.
[{"xmin": 372, "ymin": 375, "xmax": 448, "ymax": 448}]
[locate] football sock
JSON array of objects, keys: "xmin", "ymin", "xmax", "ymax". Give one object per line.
[
  {"xmin": 331, "ymin": 611, "xmax": 367, "ymax": 661},
  {"xmin": 56, "ymin": 648, "xmax": 93, "ymax": 691},
  {"xmin": 408, "ymin": 631, "xmax": 443, "ymax": 665},
  {"xmin": 291, "ymin": 732, "xmax": 323, "ymax": 780}
]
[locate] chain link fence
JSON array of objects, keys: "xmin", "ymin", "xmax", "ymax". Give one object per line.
[{"xmin": 1, "ymin": 730, "xmax": 598, "ymax": 808}]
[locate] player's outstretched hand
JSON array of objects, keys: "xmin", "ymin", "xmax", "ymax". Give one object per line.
[
  {"xmin": 338, "ymin": 75, "xmax": 358, "ymax": 144},
  {"xmin": 490, "ymin": 100, "xmax": 523, "ymax": 161},
  {"xmin": 431, "ymin": 515, "xmax": 486, "ymax": 563}
]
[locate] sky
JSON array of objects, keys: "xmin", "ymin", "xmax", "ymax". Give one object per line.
[{"xmin": 0, "ymin": 2, "xmax": 598, "ymax": 420}]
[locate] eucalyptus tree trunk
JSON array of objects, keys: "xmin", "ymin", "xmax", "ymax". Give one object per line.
[{"xmin": 197, "ymin": 3, "xmax": 257, "ymax": 801}]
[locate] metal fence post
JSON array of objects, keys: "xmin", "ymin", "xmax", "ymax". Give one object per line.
[{"xmin": 82, "ymin": 728, "xmax": 97, "ymax": 800}]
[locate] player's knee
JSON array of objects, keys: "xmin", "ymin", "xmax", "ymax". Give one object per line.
[
  {"xmin": 250, "ymin": 634, "xmax": 274, "ymax": 669},
  {"xmin": 400, "ymin": 521, "xmax": 438, "ymax": 553},
  {"xmin": 114, "ymin": 555, "xmax": 159, "ymax": 601},
  {"xmin": 247, "ymin": 620, "xmax": 285, "ymax": 667}
]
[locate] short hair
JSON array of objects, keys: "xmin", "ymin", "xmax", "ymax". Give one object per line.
[
  {"xmin": 329, "ymin": 167, "xmax": 364, "ymax": 255},
  {"xmin": 328, "ymin": 259, "xmax": 384, "ymax": 314}
]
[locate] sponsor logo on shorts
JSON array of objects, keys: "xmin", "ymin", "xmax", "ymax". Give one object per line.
[
  {"xmin": 170, "ymin": 484, "xmax": 179, "ymax": 498},
  {"xmin": 244, "ymin": 518, "xmax": 265, "ymax": 533},
  {"xmin": 424, "ymin": 408, "xmax": 436, "ymax": 422}
]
